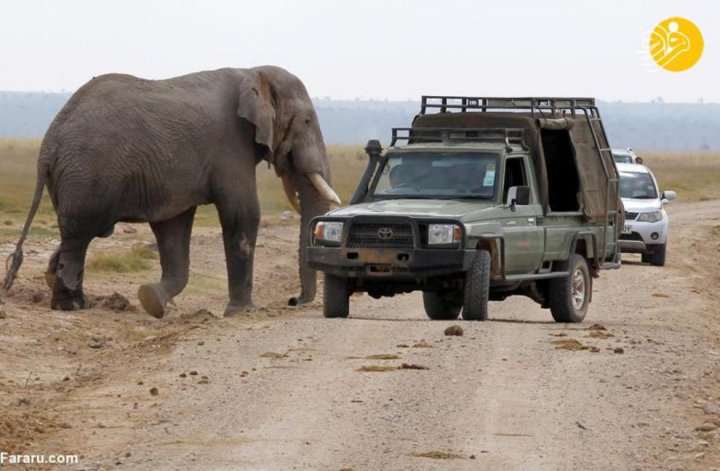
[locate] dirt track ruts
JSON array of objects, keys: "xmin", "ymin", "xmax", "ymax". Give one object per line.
[{"xmin": 1, "ymin": 201, "xmax": 719, "ymax": 470}]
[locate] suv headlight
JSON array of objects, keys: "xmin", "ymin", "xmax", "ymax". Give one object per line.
[
  {"xmin": 428, "ymin": 224, "xmax": 462, "ymax": 246},
  {"xmin": 637, "ymin": 210, "xmax": 663, "ymax": 223},
  {"xmin": 314, "ymin": 221, "xmax": 344, "ymax": 243}
]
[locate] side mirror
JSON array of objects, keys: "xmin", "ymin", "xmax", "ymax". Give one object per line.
[
  {"xmin": 506, "ymin": 185, "xmax": 531, "ymax": 210},
  {"xmin": 635, "ymin": 156, "xmax": 644, "ymax": 165},
  {"xmin": 662, "ymin": 190, "xmax": 676, "ymax": 203}
]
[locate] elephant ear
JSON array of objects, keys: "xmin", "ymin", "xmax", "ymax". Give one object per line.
[{"xmin": 237, "ymin": 71, "xmax": 276, "ymax": 163}]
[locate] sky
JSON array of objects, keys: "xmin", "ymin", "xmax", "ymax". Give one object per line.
[{"xmin": 0, "ymin": 0, "xmax": 717, "ymax": 102}]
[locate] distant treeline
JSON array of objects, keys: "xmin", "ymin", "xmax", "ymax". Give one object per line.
[{"xmin": 1, "ymin": 92, "xmax": 718, "ymax": 150}]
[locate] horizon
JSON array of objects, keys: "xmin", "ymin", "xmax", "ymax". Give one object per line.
[{"xmin": 0, "ymin": 90, "xmax": 717, "ymax": 106}]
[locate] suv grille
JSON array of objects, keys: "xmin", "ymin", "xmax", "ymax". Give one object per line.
[
  {"xmin": 625, "ymin": 212, "xmax": 639, "ymax": 221},
  {"xmin": 620, "ymin": 232, "xmax": 643, "ymax": 241},
  {"xmin": 347, "ymin": 222, "xmax": 414, "ymax": 248}
]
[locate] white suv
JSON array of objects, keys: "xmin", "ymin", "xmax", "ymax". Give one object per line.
[
  {"xmin": 617, "ymin": 163, "xmax": 676, "ymax": 266},
  {"xmin": 612, "ymin": 148, "xmax": 643, "ymax": 165}
]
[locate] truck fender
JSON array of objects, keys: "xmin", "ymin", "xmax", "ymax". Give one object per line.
[
  {"xmin": 474, "ymin": 236, "xmax": 504, "ymax": 279},
  {"xmin": 569, "ymin": 233, "xmax": 600, "ymax": 278}
]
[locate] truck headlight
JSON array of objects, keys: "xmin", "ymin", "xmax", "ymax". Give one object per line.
[
  {"xmin": 637, "ymin": 211, "xmax": 663, "ymax": 223},
  {"xmin": 314, "ymin": 221, "xmax": 344, "ymax": 243},
  {"xmin": 428, "ymin": 224, "xmax": 462, "ymax": 245}
]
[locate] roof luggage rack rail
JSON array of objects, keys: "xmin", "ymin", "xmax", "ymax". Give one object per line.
[
  {"xmin": 420, "ymin": 96, "xmax": 598, "ymax": 117},
  {"xmin": 391, "ymin": 127, "xmax": 527, "ymax": 150},
  {"xmin": 416, "ymin": 95, "xmax": 621, "ymax": 265}
]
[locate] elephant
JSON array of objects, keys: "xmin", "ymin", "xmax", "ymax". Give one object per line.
[{"xmin": 2, "ymin": 66, "xmax": 340, "ymax": 317}]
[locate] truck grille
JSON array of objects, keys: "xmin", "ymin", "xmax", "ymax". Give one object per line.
[{"xmin": 347, "ymin": 222, "xmax": 414, "ymax": 248}]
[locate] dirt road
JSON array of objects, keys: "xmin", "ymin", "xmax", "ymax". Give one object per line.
[{"xmin": 1, "ymin": 201, "xmax": 719, "ymax": 470}]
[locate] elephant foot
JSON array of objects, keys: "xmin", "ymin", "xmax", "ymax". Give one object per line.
[
  {"xmin": 223, "ymin": 301, "xmax": 253, "ymax": 318},
  {"xmin": 138, "ymin": 284, "xmax": 167, "ymax": 319},
  {"xmin": 51, "ymin": 293, "xmax": 89, "ymax": 311}
]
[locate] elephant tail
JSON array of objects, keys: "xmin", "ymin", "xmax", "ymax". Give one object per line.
[{"xmin": 2, "ymin": 159, "xmax": 50, "ymax": 292}]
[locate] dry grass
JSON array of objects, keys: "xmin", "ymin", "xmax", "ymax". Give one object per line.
[
  {"xmin": 0, "ymin": 138, "xmax": 57, "ymax": 234},
  {"xmin": 0, "ymin": 139, "xmax": 366, "ymax": 231},
  {"xmin": 86, "ymin": 244, "xmax": 158, "ymax": 273},
  {"xmin": 639, "ymin": 150, "xmax": 720, "ymax": 202},
  {"xmin": 1, "ymin": 139, "xmax": 717, "ymax": 237}
]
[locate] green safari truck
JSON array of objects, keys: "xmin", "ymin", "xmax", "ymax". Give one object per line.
[{"xmin": 307, "ymin": 96, "xmax": 623, "ymax": 322}]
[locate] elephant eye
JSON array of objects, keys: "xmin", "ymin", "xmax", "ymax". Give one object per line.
[{"xmin": 305, "ymin": 118, "xmax": 312, "ymax": 124}]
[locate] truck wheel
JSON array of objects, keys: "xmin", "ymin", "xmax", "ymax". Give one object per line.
[
  {"xmin": 548, "ymin": 254, "xmax": 590, "ymax": 323},
  {"xmin": 462, "ymin": 250, "xmax": 491, "ymax": 321},
  {"xmin": 423, "ymin": 292, "xmax": 461, "ymax": 320},
  {"xmin": 323, "ymin": 274, "xmax": 350, "ymax": 318},
  {"xmin": 643, "ymin": 244, "xmax": 666, "ymax": 267}
]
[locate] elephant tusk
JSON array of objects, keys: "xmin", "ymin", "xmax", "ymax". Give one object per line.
[
  {"xmin": 282, "ymin": 176, "xmax": 301, "ymax": 214},
  {"xmin": 308, "ymin": 173, "xmax": 341, "ymax": 206}
]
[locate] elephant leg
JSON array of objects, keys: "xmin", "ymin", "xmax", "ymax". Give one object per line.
[
  {"xmin": 138, "ymin": 207, "xmax": 196, "ymax": 319},
  {"xmin": 45, "ymin": 246, "xmax": 60, "ymax": 290},
  {"xmin": 51, "ymin": 238, "xmax": 91, "ymax": 311},
  {"xmin": 218, "ymin": 199, "xmax": 260, "ymax": 317}
]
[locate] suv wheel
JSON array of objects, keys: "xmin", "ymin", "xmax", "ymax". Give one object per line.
[
  {"xmin": 323, "ymin": 273, "xmax": 350, "ymax": 318},
  {"xmin": 462, "ymin": 250, "xmax": 491, "ymax": 321},
  {"xmin": 548, "ymin": 254, "xmax": 591, "ymax": 323},
  {"xmin": 423, "ymin": 292, "xmax": 461, "ymax": 320},
  {"xmin": 642, "ymin": 244, "xmax": 666, "ymax": 267}
]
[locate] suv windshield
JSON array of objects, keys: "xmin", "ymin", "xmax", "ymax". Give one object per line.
[
  {"xmin": 619, "ymin": 171, "xmax": 658, "ymax": 199},
  {"xmin": 613, "ymin": 154, "xmax": 634, "ymax": 164},
  {"xmin": 369, "ymin": 152, "xmax": 499, "ymax": 200}
]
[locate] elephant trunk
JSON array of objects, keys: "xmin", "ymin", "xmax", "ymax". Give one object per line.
[{"xmin": 287, "ymin": 172, "xmax": 331, "ymax": 306}]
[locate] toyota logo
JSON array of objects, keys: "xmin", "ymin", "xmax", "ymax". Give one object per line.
[{"xmin": 377, "ymin": 227, "xmax": 394, "ymax": 239}]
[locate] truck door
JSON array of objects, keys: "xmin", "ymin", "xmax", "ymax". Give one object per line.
[{"xmin": 500, "ymin": 156, "xmax": 545, "ymax": 274}]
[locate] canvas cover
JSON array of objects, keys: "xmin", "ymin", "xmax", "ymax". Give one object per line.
[{"xmin": 411, "ymin": 111, "xmax": 621, "ymax": 226}]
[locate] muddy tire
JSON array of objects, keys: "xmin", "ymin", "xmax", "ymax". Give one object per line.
[
  {"xmin": 323, "ymin": 273, "xmax": 350, "ymax": 318},
  {"xmin": 642, "ymin": 244, "xmax": 666, "ymax": 267},
  {"xmin": 462, "ymin": 250, "xmax": 491, "ymax": 321},
  {"xmin": 423, "ymin": 292, "xmax": 461, "ymax": 320},
  {"xmin": 548, "ymin": 254, "xmax": 591, "ymax": 323}
]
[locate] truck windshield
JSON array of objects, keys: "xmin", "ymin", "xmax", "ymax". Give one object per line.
[
  {"xmin": 369, "ymin": 152, "xmax": 499, "ymax": 200},
  {"xmin": 619, "ymin": 171, "xmax": 658, "ymax": 199}
]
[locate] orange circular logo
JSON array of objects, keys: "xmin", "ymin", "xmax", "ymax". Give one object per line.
[{"xmin": 649, "ymin": 17, "xmax": 704, "ymax": 72}]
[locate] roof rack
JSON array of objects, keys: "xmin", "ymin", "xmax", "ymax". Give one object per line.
[
  {"xmin": 420, "ymin": 96, "xmax": 599, "ymax": 117},
  {"xmin": 391, "ymin": 127, "xmax": 527, "ymax": 151},
  {"xmin": 414, "ymin": 96, "xmax": 619, "ymax": 266}
]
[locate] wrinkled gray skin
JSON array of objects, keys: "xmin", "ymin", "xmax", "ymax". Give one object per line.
[{"xmin": 3, "ymin": 66, "xmax": 334, "ymax": 317}]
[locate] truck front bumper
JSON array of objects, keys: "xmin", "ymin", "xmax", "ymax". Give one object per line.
[{"xmin": 307, "ymin": 246, "xmax": 475, "ymax": 279}]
